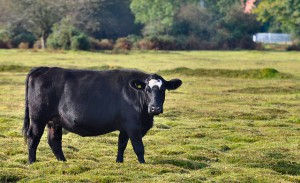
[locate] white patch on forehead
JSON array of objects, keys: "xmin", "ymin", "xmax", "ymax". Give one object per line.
[{"xmin": 148, "ymin": 79, "xmax": 162, "ymax": 89}]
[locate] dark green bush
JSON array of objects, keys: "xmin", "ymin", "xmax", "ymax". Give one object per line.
[
  {"xmin": 46, "ymin": 22, "xmax": 74, "ymax": 49},
  {"xmin": 0, "ymin": 30, "xmax": 11, "ymax": 48},
  {"xmin": 71, "ymin": 34, "xmax": 90, "ymax": 50},
  {"xmin": 126, "ymin": 35, "xmax": 142, "ymax": 49},
  {"xmin": 137, "ymin": 36, "xmax": 179, "ymax": 50},
  {"xmin": 215, "ymin": 3, "xmax": 260, "ymax": 50},
  {"xmin": 47, "ymin": 18, "xmax": 90, "ymax": 50},
  {"xmin": 88, "ymin": 38, "xmax": 101, "ymax": 50},
  {"xmin": 136, "ymin": 35, "xmax": 217, "ymax": 50},
  {"xmin": 11, "ymin": 33, "xmax": 36, "ymax": 48},
  {"xmin": 0, "ymin": 40, "xmax": 9, "ymax": 49},
  {"xmin": 286, "ymin": 43, "xmax": 300, "ymax": 51}
]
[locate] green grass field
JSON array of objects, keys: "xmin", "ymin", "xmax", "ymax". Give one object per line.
[{"xmin": 0, "ymin": 49, "xmax": 300, "ymax": 182}]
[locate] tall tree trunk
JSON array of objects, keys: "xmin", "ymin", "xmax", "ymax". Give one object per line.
[
  {"xmin": 40, "ymin": 36, "xmax": 45, "ymax": 49},
  {"xmin": 40, "ymin": 32, "xmax": 47, "ymax": 49}
]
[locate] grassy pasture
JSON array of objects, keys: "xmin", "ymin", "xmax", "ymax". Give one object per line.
[{"xmin": 0, "ymin": 49, "xmax": 300, "ymax": 182}]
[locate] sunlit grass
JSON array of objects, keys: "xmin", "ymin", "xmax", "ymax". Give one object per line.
[{"xmin": 0, "ymin": 49, "xmax": 299, "ymax": 182}]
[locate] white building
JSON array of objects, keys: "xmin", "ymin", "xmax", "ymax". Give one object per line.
[{"xmin": 253, "ymin": 33, "xmax": 292, "ymax": 44}]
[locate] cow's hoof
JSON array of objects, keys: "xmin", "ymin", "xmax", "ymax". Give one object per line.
[
  {"xmin": 116, "ymin": 159, "xmax": 124, "ymax": 163},
  {"xmin": 28, "ymin": 160, "xmax": 35, "ymax": 165},
  {"xmin": 138, "ymin": 159, "xmax": 146, "ymax": 164}
]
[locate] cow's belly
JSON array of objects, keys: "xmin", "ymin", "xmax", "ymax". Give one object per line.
[
  {"xmin": 58, "ymin": 107, "xmax": 121, "ymax": 137},
  {"xmin": 56, "ymin": 93, "xmax": 123, "ymax": 136},
  {"xmin": 59, "ymin": 116, "xmax": 120, "ymax": 136}
]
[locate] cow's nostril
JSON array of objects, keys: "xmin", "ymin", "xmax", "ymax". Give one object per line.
[
  {"xmin": 150, "ymin": 107, "xmax": 161, "ymax": 113},
  {"xmin": 151, "ymin": 107, "xmax": 155, "ymax": 112}
]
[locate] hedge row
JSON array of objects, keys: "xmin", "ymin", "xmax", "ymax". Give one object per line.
[{"xmin": 1, "ymin": 35, "xmax": 299, "ymax": 51}]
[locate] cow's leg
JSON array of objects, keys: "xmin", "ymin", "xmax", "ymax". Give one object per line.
[
  {"xmin": 130, "ymin": 137, "xmax": 145, "ymax": 163},
  {"xmin": 126, "ymin": 129, "xmax": 145, "ymax": 163},
  {"xmin": 116, "ymin": 131, "xmax": 129, "ymax": 163},
  {"xmin": 27, "ymin": 121, "xmax": 46, "ymax": 164},
  {"xmin": 47, "ymin": 121, "xmax": 66, "ymax": 161}
]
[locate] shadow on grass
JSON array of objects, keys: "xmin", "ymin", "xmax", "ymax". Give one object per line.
[
  {"xmin": 187, "ymin": 155, "xmax": 211, "ymax": 162},
  {"xmin": 228, "ymin": 86, "xmax": 300, "ymax": 94},
  {"xmin": 0, "ymin": 171, "xmax": 24, "ymax": 183},
  {"xmin": 229, "ymin": 109, "xmax": 288, "ymax": 121},
  {"xmin": 270, "ymin": 161, "xmax": 300, "ymax": 175},
  {"xmin": 153, "ymin": 158, "xmax": 208, "ymax": 170},
  {"xmin": 0, "ymin": 65, "xmax": 31, "ymax": 72}
]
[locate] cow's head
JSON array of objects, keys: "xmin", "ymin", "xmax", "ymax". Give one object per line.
[{"xmin": 130, "ymin": 74, "xmax": 182, "ymax": 115}]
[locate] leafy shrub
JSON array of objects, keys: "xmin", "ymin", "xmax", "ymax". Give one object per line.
[
  {"xmin": 136, "ymin": 35, "xmax": 217, "ymax": 50},
  {"xmin": 47, "ymin": 23, "xmax": 79, "ymax": 49},
  {"xmin": 88, "ymin": 38, "xmax": 101, "ymax": 50},
  {"xmin": 138, "ymin": 38, "xmax": 157, "ymax": 50},
  {"xmin": 18, "ymin": 42, "xmax": 29, "ymax": 49},
  {"xmin": 174, "ymin": 4, "xmax": 215, "ymax": 40},
  {"xmin": 126, "ymin": 35, "xmax": 141, "ymax": 50},
  {"xmin": 0, "ymin": 30, "xmax": 11, "ymax": 48},
  {"xmin": 11, "ymin": 33, "xmax": 36, "ymax": 48},
  {"xmin": 113, "ymin": 37, "xmax": 132, "ymax": 50},
  {"xmin": 89, "ymin": 38, "xmax": 113, "ymax": 50},
  {"xmin": 46, "ymin": 22, "xmax": 73, "ymax": 49},
  {"xmin": 215, "ymin": 3, "xmax": 260, "ymax": 50},
  {"xmin": 47, "ymin": 18, "xmax": 89, "ymax": 50},
  {"xmin": 70, "ymin": 34, "xmax": 90, "ymax": 50},
  {"xmin": 33, "ymin": 40, "xmax": 43, "ymax": 49},
  {"xmin": 0, "ymin": 40, "xmax": 10, "ymax": 49},
  {"xmin": 156, "ymin": 35, "xmax": 179, "ymax": 50},
  {"xmin": 99, "ymin": 39, "xmax": 114, "ymax": 50},
  {"xmin": 137, "ymin": 36, "xmax": 178, "ymax": 50},
  {"xmin": 183, "ymin": 36, "xmax": 217, "ymax": 50},
  {"xmin": 286, "ymin": 43, "xmax": 300, "ymax": 51}
]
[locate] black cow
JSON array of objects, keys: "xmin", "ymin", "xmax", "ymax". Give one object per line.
[{"xmin": 23, "ymin": 67, "xmax": 182, "ymax": 164}]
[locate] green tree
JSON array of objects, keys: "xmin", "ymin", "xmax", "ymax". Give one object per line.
[
  {"xmin": 69, "ymin": 0, "xmax": 138, "ymax": 39},
  {"xmin": 216, "ymin": 3, "xmax": 260, "ymax": 49},
  {"xmin": 98, "ymin": 0, "xmax": 139, "ymax": 39},
  {"xmin": 47, "ymin": 18, "xmax": 90, "ymax": 50},
  {"xmin": 0, "ymin": 0, "xmax": 138, "ymax": 46},
  {"xmin": 173, "ymin": 4, "xmax": 215, "ymax": 39},
  {"xmin": 130, "ymin": 0, "xmax": 185, "ymax": 35},
  {"xmin": 254, "ymin": 0, "xmax": 300, "ymax": 38},
  {"xmin": 0, "ymin": 0, "xmax": 68, "ymax": 48}
]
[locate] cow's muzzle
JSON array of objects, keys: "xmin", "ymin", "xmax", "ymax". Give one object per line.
[{"xmin": 149, "ymin": 106, "xmax": 163, "ymax": 115}]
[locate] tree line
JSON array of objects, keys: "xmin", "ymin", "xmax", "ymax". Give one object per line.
[{"xmin": 0, "ymin": 0, "xmax": 299, "ymax": 50}]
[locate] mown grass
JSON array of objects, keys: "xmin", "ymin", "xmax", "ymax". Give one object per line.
[{"xmin": 0, "ymin": 49, "xmax": 299, "ymax": 182}]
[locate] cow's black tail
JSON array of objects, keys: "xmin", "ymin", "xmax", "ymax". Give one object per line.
[{"xmin": 23, "ymin": 67, "xmax": 48, "ymax": 143}]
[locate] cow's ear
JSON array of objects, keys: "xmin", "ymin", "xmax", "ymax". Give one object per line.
[
  {"xmin": 130, "ymin": 79, "xmax": 146, "ymax": 90},
  {"xmin": 165, "ymin": 79, "xmax": 182, "ymax": 90}
]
